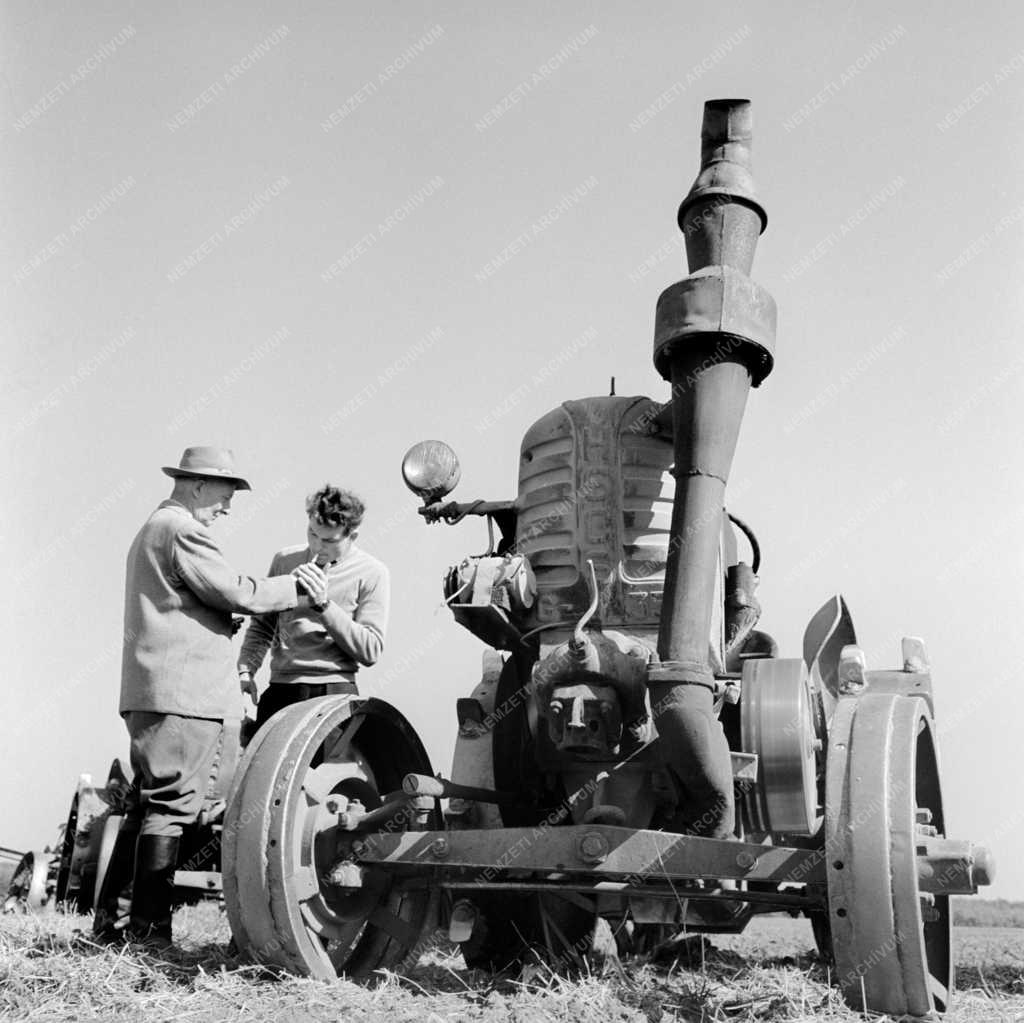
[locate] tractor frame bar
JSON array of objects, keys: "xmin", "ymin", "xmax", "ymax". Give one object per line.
[{"xmin": 351, "ymin": 824, "xmax": 826, "ymax": 886}]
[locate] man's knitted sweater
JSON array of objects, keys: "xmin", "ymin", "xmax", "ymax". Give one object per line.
[{"xmin": 237, "ymin": 544, "xmax": 389, "ymax": 683}]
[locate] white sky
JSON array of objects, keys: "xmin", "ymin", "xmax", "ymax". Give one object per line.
[{"xmin": 1, "ymin": 1, "xmax": 1022, "ymax": 899}]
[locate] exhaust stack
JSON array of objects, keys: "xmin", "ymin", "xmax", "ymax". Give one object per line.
[{"xmin": 652, "ymin": 98, "xmax": 776, "ymax": 685}]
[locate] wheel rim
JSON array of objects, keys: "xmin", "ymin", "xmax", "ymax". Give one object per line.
[
  {"xmin": 55, "ymin": 778, "xmax": 108, "ymax": 911},
  {"xmin": 54, "ymin": 799, "xmax": 77, "ymax": 904},
  {"xmin": 825, "ymin": 693, "xmax": 952, "ymax": 1016},
  {"xmin": 92, "ymin": 814, "xmax": 123, "ymax": 909},
  {"xmin": 223, "ymin": 696, "xmax": 437, "ymax": 980},
  {"xmin": 222, "ymin": 704, "xmax": 280, "ymax": 955}
]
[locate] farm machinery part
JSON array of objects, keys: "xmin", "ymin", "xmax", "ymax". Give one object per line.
[
  {"xmin": 3, "ymin": 761, "xmax": 132, "ymax": 913},
  {"xmin": 219, "ymin": 98, "xmax": 993, "ymax": 1018},
  {"xmin": 16, "ymin": 718, "xmax": 247, "ymax": 915},
  {"xmin": 0, "ymin": 847, "xmax": 24, "ymax": 901},
  {"xmin": 55, "ymin": 760, "xmax": 134, "ymax": 912},
  {"xmin": 2, "ymin": 848, "xmax": 49, "ymax": 913},
  {"xmin": 94, "ymin": 718, "xmax": 247, "ymax": 907}
]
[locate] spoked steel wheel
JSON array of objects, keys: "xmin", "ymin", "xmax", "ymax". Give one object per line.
[
  {"xmin": 825, "ymin": 693, "xmax": 952, "ymax": 1016},
  {"xmin": 223, "ymin": 696, "xmax": 438, "ymax": 980}
]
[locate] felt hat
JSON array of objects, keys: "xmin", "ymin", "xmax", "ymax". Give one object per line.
[{"xmin": 161, "ymin": 446, "xmax": 252, "ymax": 491}]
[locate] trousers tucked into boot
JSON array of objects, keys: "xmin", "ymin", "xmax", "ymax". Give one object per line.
[
  {"xmin": 128, "ymin": 834, "xmax": 180, "ymax": 946},
  {"xmin": 92, "ymin": 820, "xmax": 139, "ymax": 941}
]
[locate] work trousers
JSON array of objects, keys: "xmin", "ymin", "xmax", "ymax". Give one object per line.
[
  {"xmin": 123, "ymin": 711, "xmax": 223, "ymax": 838},
  {"xmin": 254, "ymin": 679, "xmax": 358, "ymax": 733}
]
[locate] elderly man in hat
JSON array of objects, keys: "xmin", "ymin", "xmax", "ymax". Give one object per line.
[{"xmin": 93, "ymin": 446, "xmax": 326, "ymax": 948}]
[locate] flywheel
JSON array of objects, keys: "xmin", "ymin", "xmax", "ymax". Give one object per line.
[{"xmin": 740, "ymin": 658, "xmax": 822, "ymax": 835}]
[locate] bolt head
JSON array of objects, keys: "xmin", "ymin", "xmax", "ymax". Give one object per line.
[
  {"xmin": 431, "ymin": 837, "xmax": 450, "ymax": 859},
  {"xmin": 577, "ymin": 831, "xmax": 609, "ymax": 864},
  {"xmin": 327, "ymin": 860, "xmax": 364, "ymax": 888},
  {"xmin": 736, "ymin": 851, "xmax": 758, "ymax": 870}
]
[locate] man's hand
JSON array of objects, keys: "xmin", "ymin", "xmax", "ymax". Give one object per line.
[
  {"xmin": 292, "ymin": 563, "xmax": 329, "ymax": 606},
  {"xmin": 239, "ymin": 670, "xmax": 258, "ymax": 704}
]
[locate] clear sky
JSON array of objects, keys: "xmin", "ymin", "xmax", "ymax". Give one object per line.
[{"xmin": 2, "ymin": 1, "xmax": 1022, "ymax": 898}]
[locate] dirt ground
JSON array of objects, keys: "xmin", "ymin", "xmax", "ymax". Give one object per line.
[{"xmin": 0, "ymin": 906, "xmax": 1021, "ymax": 1022}]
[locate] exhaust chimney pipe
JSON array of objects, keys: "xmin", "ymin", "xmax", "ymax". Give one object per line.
[
  {"xmin": 653, "ymin": 97, "xmax": 775, "ymax": 684},
  {"xmin": 648, "ymin": 99, "xmax": 776, "ymax": 839}
]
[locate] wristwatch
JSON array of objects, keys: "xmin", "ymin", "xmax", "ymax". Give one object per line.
[{"xmin": 311, "ymin": 595, "xmax": 331, "ymax": 613}]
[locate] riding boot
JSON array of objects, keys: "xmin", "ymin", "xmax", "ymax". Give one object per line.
[
  {"xmin": 127, "ymin": 834, "xmax": 179, "ymax": 949},
  {"xmin": 92, "ymin": 819, "xmax": 139, "ymax": 943}
]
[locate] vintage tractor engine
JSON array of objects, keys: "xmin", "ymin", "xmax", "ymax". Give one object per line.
[{"xmin": 403, "ymin": 390, "xmax": 766, "ymax": 842}]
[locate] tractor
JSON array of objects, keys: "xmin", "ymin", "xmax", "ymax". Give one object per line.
[{"xmin": 216, "ymin": 97, "xmax": 992, "ymax": 1017}]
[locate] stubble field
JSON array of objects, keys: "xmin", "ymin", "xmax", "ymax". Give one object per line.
[{"xmin": 1, "ymin": 905, "xmax": 1022, "ymax": 1022}]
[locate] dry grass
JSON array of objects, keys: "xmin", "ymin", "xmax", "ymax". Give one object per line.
[{"xmin": 0, "ymin": 906, "xmax": 1021, "ymax": 1022}]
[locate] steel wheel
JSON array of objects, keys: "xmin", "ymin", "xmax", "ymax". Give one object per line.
[
  {"xmin": 221, "ymin": 705, "xmax": 279, "ymax": 957},
  {"xmin": 54, "ymin": 776, "xmax": 109, "ymax": 911},
  {"xmin": 223, "ymin": 696, "xmax": 438, "ymax": 980},
  {"xmin": 808, "ymin": 909, "xmax": 833, "ymax": 965},
  {"xmin": 2, "ymin": 850, "xmax": 51, "ymax": 911},
  {"xmin": 824, "ymin": 693, "xmax": 952, "ymax": 1016}
]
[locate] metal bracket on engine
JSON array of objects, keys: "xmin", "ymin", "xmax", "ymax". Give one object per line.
[
  {"xmin": 444, "ymin": 555, "xmax": 536, "ymax": 650},
  {"xmin": 447, "ymin": 651, "xmax": 506, "ymax": 830},
  {"xmin": 831, "ymin": 638, "xmax": 936, "ymax": 713}
]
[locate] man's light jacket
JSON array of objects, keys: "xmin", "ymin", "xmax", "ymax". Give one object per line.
[{"xmin": 120, "ymin": 500, "xmax": 298, "ymax": 719}]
